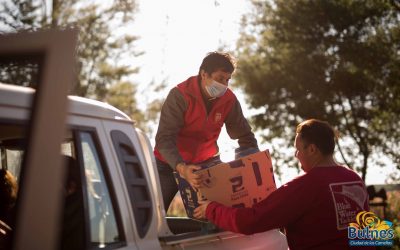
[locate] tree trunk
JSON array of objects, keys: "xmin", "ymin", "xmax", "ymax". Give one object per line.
[
  {"xmin": 51, "ymin": 0, "xmax": 59, "ymax": 27},
  {"xmin": 361, "ymin": 153, "xmax": 369, "ymax": 181}
]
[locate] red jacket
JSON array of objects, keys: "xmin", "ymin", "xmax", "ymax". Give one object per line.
[{"xmin": 154, "ymin": 76, "xmax": 235, "ymax": 164}]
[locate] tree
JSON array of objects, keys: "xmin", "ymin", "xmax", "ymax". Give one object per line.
[
  {"xmin": 0, "ymin": 0, "xmax": 148, "ymax": 129},
  {"xmin": 49, "ymin": 0, "xmax": 142, "ymax": 99},
  {"xmin": 0, "ymin": 0, "xmax": 43, "ymax": 87},
  {"xmin": 235, "ymin": 0, "xmax": 400, "ymax": 181},
  {"xmin": 105, "ymin": 81, "xmax": 145, "ymax": 127}
]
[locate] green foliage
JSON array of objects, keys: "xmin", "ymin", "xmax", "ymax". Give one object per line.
[
  {"xmin": 0, "ymin": 59, "xmax": 40, "ymax": 87},
  {"xmin": 236, "ymin": 0, "xmax": 400, "ymax": 180},
  {"xmin": 387, "ymin": 191, "xmax": 400, "ymax": 249},
  {"xmin": 0, "ymin": 0, "xmax": 43, "ymax": 30},
  {"xmin": 0, "ymin": 0, "xmax": 148, "ymax": 127},
  {"xmin": 374, "ymin": 190, "xmax": 400, "ymax": 250},
  {"xmin": 139, "ymin": 79, "xmax": 169, "ymax": 137},
  {"xmin": 105, "ymin": 81, "xmax": 145, "ymax": 130},
  {"xmin": 0, "ymin": 0, "xmax": 43, "ymax": 86},
  {"xmin": 48, "ymin": 0, "xmax": 141, "ymax": 99}
]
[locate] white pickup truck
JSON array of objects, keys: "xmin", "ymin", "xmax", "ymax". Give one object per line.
[{"xmin": 0, "ymin": 83, "xmax": 288, "ymax": 249}]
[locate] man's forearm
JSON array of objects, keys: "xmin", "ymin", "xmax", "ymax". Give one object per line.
[{"xmin": 157, "ymin": 144, "xmax": 184, "ymax": 170}]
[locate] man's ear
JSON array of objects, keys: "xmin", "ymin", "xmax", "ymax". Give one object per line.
[
  {"xmin": 309, "ymin": 144, "xmax": 317, "ymax": 154},
  {"xmin": 200, "ymin": 70, "xmax": 210, "ymax": 80}
]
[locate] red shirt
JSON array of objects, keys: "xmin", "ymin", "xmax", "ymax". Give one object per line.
[{"xmin": 206, "ymin": 166, "xmax": 375, "ymax": 250}]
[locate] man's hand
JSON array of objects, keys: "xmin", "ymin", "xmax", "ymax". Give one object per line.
[
  {"xmin": 176, "ymin": 163, "xmax": 203, "ymax": 189},
  {"xmin": 193, "ymin": 200, "xmax": 211, "ymax": 219}
]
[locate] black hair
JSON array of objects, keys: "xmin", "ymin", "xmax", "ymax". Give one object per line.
[{"xmin": 198, "ymin": 51, "xmax": 235, "ymax": 75}]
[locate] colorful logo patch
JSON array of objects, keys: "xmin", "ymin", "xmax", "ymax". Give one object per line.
[{"xmin": 348, "ymin": 211, "xmax": 394, "ymax": 247}]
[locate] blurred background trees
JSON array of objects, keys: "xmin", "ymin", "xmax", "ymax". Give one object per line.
[
  {"xmin": 0, "ymin": 0, "xmax": 152, "ymax": 131},
  {"xmin": 1, "ymin": 0, "xmax": 399, "ymax": 181},
  {"xmin": 1, "ymin": 1, "xmax": 399, "ymax": 232},
  {"xmin": 235, "ymin": 0, "xmax": 400, "ymax": 181}
]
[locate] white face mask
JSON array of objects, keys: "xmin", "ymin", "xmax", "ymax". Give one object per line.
[{"xmin": 205, "ymin": 80, "xmax": 228, "ymax": 98}]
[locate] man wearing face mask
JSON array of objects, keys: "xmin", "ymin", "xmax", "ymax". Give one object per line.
[{"xmin": 154, "ymin": 51, "xmax": 259, "ymax": 211}]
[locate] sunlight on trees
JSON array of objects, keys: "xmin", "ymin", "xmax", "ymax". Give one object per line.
[
  {"xmin": 0, "ymin": 0, "xmax": 159, "ymax": 131},
  {"xmin": 235, "ymin": 0, "xmax": 400, "ymax": 181}
]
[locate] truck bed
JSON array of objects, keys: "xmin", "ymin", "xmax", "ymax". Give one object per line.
[{"xmin": 160, "ymin": 218, "xmax": 287, "ymax": 249}]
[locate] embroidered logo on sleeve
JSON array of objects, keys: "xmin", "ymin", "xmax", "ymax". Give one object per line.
[
  {"xmin": 214, "ymin": 112, "xmax": 222, "ymax": 123},
  {"xmin": 329, "ymin": 181, "xmax": 368, "ymax": 230}
]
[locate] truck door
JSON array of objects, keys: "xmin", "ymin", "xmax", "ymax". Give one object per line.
[{"xmin": 0, "ymin": 29, "xmax": 77, "ymax": 250}]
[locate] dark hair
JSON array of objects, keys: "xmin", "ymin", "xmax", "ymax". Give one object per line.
[
  {"xmin": 198, "ymin": 51, "xmax": 235, "ymax": 75},
  {"xmin": 63, "ymin": 155, "xmax": 80, "ymax": 188},
  {"xmin": 0, "ymin": 169, "xmax": 18, "ymax": 217},
  {"xmin": 296, "ymin": 119, "xmax": 337, "ymax": 155}
]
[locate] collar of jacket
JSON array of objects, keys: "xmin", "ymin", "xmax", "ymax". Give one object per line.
[{"xmin": 182, "ymin": 75, "xmax": 234, "ymax": 103}]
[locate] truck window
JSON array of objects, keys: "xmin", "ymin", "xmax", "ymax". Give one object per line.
[
  {"xmin": 0, "ymin": 122, "xmax": 83, "ymax": 249},
  {"xmin": 110, "ymin": 130, "xmax": 152, "ymax": 239},
  {"xmin": 0, "ymin": 122, "xmax": 126, "ymax": 249},
  {"xmin": 78, "ymin": 131, "xmax": 125, "ymax": 248}
]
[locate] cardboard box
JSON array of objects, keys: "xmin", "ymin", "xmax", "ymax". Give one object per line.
[{"xmin": 174, "ymin": 150, "xmax": 277, "ymax": 218}]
